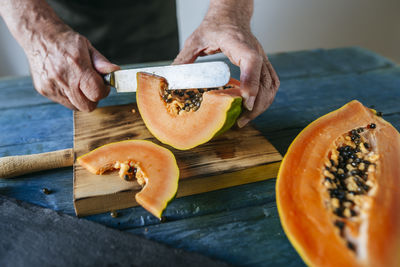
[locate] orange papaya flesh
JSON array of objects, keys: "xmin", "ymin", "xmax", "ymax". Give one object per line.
[
  {"xmin": 276, "ymin": 100, "xmax": 400, "ymax": 267},
  {"xmin": 77, "ymin": 140, "xmax": 179, "ymax": 219},
  {"xmin": 136, "ymin": 72, "xmax": 242, "ymax": 150}
]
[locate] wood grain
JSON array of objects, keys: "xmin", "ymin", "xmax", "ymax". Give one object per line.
[{"xmin": 73, "ymin": 103, "xmax": 282, "ymax": 216}]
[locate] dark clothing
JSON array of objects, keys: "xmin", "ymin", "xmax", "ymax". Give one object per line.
[{"xmin": 47, "ymin": 0, "xmax": 179, "ymax": 65}]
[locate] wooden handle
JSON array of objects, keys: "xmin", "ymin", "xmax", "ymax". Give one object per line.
[{"xmin": 0, "ymin": 148, "xmax": 74, "ymax": 179}]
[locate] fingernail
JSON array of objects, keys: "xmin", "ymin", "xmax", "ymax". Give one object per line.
[
  {"xmin": 245, "ymin": 96, "xmax": 256, "ymax": 111},
  {"xmin": 237, "ymin": 117, "xmax": 250, "ymax": 128}
]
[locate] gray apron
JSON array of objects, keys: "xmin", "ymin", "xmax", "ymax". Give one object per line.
[{"xmin": 46, "ymin": 0, "xmax": 179, "ymax": 65}]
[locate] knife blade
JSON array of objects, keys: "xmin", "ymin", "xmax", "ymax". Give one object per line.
[{"xmin": 104, "ymin": 61, "xmax": 230, "ymax": 92}]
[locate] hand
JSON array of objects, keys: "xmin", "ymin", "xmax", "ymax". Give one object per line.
[
  {"xmin": 26, "ymin": 29, "xmax": 120, "ymax": 111},
  {"xmin": 173, "ymin": 0, "xmax": 280, "ymax": 127},
  {"xmin": 0, "ymin": 0, "xmax": 120, "ymax": 111}
]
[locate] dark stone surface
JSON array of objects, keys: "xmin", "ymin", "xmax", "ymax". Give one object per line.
[{"xmin": 0, "ymin": 195, "xmax": 229, "ymax": 267}]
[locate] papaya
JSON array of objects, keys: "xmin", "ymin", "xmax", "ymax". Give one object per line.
[
  {"xmin": 276, "ymin": 100, "xmax": 400, "ymax": 267},
  {"xmin": 77, "ymin": 140, "xmax": 179, "ymax": 219},
  {"xmin": 136, "ymin": 72, "xmax": 242, "ymax": 150}
]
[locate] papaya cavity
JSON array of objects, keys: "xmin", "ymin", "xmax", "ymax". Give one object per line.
[
  {"xmin": 161, "ymin": 85, "xmax": 235, "ymax": 115},
  {"xmin": 276, "ymin": 100, "xmax": 400, "ymax": 267},
  {"xmin": 137, "ymin": 72, "xmax": 243, "ymax": 150},
  {"xmin": 113, "ymin": 161, "xmax": 146, "ymax": 185},
  {"xmin": 323, "ymin": 123, "xmax": 378, "ymax": 255}
]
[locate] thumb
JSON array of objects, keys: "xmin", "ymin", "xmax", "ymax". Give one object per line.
[
  {"xmin": 89, "ymin": 45, "xmax": 120, "ymax": 74},
  {"xmin": 173, "ymin": 42, "xmax": 202, "ymax": 65}
]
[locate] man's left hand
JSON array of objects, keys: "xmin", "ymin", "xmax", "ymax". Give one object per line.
[{"xmin": 174, "ymin": 0, "xmax": 280, "ymax": 127}]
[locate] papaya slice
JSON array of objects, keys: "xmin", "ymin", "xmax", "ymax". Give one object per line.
[
  {"xmin": 136, "ymin": 72, "xmax": 242, "ymax": 150},
  {"xmin": 276, "ymin": 100, "xmax": 400, "ymax": 267},
  {"xmin": 77, "ymin": 140, "xmax": 179, "ymax": 219}
]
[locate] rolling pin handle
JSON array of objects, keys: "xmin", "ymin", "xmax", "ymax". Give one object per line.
[{"xmin": 0, "ymin": 148, "xmax": 74, "ymax": 179}]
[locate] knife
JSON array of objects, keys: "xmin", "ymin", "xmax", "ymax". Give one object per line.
[{"xmin": 104, "ymin": 61, "xmax": 230, "ymax": 92}]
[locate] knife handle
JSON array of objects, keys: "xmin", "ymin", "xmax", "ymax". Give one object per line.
[
  {"xmin": 0, "ymin": 148, "xmax": 74, "ymax": 179},
  {"xmin": 103, "ymin": 73, "xmax": 115, "ymax": 87}
]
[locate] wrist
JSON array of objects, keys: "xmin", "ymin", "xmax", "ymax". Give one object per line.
[
  {"xmin": 204, "ymin": 0, "xmax": 253, "ymax": 29},
  {"xmin": 0, "ymin": 0, "xmax": 70, "ymax": 54}
]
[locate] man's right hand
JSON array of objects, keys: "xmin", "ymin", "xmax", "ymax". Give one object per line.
[
  {"xmin": 26, "ymin": 29, "xmax": 120, "ymax": 111},
  {"xmin": 1, "ymin": 0, "xmax": 120, "ymax": 111}
]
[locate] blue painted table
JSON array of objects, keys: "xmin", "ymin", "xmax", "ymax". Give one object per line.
[{"xmin": 1, "ymin": 47, "xmax": 399, "ymax": 266}]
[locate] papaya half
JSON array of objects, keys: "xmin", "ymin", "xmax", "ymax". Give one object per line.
[
  {"xmin": 276, "ymin": 100, "xmax": 400, "ymax": 267},
  {"xmin": 77, "ymin": 140, "xmax": 179, "ymax": 219},
  {"xmin": 136, "ymin": 72, "xmax": 242, "ymax": 150}
]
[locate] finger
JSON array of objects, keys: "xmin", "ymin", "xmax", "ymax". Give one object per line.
[
  {"xmin": 58, "ymin": 99, "xmax": 77, "ymax": 110},
  {"xmin": 237, "ymin": 63, "xmax": 274, "ymax": 128},
  {"xmin": 50, "ymin": 92, "xmax": 77, "ymax": 110},
  {"xmin": 79, "ymin": 69, "xmax": 111, "ymax": 102},
  {"xmin": 219, "ymin": 40, "xmax": 263, "ymax": 111},
  {"xmin": 37, "ymin": 80, "xmax": 77, "ymax": 111},
  {"xmin": 173, "ymin": 37, "xmax": 203, "ymax": 65},
  {"xmin": 68, "ymin": 90, "xmax": 98, "ymax": 112},
  {"xmin": 265, "ymin": 58, "xmax": 280, "ymax": 92},
  {"xmin": 173, "ymin": 46, "xmax": 201, "ymax": 65},
  {"xmin": 88, "ymin": 44, "xmax": 120, "ymax": 74},
  {"xmin": 60, "ymin": 80, "xmax": 98, "ymax": 112},
  {"xmin": 259, "ymin": 47, "xmax": 280, "ymax": 91},
  {"xmin": 238, "ymin": 51, "xmax": 263, "ymax": 111}
]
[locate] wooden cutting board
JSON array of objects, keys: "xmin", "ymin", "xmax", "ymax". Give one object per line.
[{"xmin": 73, "ymin": 103, "xmax": 282, "ymax": 217}]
